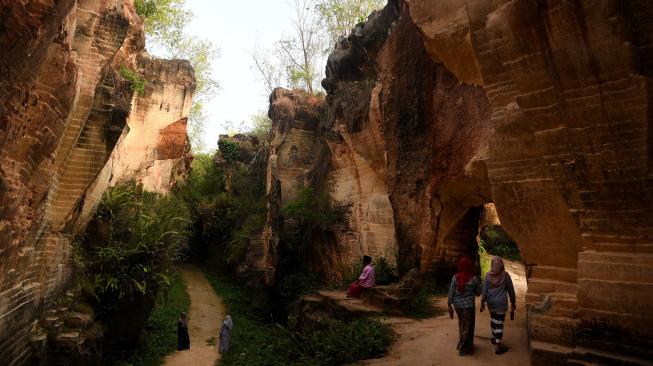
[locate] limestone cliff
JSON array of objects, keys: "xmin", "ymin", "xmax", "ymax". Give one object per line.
[
  {"xmin": 404, "ymin": 0, "xmax": 653, "ymax": 363},
  {"xmin": 256, "ymin": 0, "xmax": 653, "ymax": 364},
  {"xmin": 256, "ymin": 1, "xmax": 492, "ymax": 286},
  {"xmin": 0, "ymin": 1, "xmax": 194, "ymax": 364}
]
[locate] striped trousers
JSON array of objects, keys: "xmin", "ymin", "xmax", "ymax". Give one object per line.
[{"xmin": 490, "ymin": 312, "xmax": 506, "ymax": 344}]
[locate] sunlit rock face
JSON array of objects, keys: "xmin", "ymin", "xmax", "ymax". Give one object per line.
[
  {"xmin": 323, "ymin": 1, "xmax": 492, "ymax": 278},
  {"xmin": 251, "ymin": 2, "xmax": 492, "ymax": 286},
  {"xmin": 406, "ymin": 0, "xmax": 653, "ymax": 363},
  {"xmin": 105, "ymin": 53, "xmax": 195, "ymax": 193},
  {"xmin": 238, "ymin": 88, "xmax": 325, "ymax": 286},
  {"xmin": 0, "ymin": 1, "xmax": 194, "ymax": 363}
]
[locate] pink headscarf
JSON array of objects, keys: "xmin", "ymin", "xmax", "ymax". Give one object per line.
[{"xmin": 486, "ymin": 256, "xmax": 506, "ymax": 287}]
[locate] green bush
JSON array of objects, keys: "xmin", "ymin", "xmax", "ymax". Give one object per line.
[
  {"xmin": 78, "ymin": 181, "xmax": 191, "ymax": 311},
  {"xmin": 119, "ymin": 272, "xmax": 190, "ymax": 366},
  {"xmin": 479, "ymin": 225, "xmax": 521, "ymax": 261},
  {"xmin": 286, "ymin": 318, "xmax": 392, "ymax": 365},
  {"xmin": 218, "ymin": 139, "xmax": 241, "ymax": 162},
  {"xmin": 374, "ymin": 257, "xmax": 398, "ymax": 285},
  {"xmin": 282, "ymin": 188, "xmax": 343, "ymax": 231},
  {"xmin": 341, "ymin": 260, "xmax": 363, "ymax": 286},
  {"xmin": 120, "ymin": 66, "xmax": 146, "ymax": 95},
  {"xmin": 478, "ymin": 242, "xmax": 491, "ymax": 280},
  {"xmin": 205, "ymin": 273, "xmax": 392, "ymax": 366},
  {"xmin": 278, "ymin": 272, "xmax": 320, "ymax": 303}
]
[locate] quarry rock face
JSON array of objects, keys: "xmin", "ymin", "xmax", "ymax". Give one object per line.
[
  {"xmin": 255, "ymin": 0, "xmax": 653, "ymax": 364},
  {"xmin": 102, "ymin": 53, "xmax": 195, "ymax": 193},
  {"xmin": 0, "ymin": 1, "xmax": 194, "ymax": 364},
  {"xmin": 258, "ymin": 2, "xmax": 492, "ymax": 286},
  {"xmin": 322, "ymin": 0, "xmax": 494, "ymax": 280},
  {"xmin": 405, "ymin": 0, "xmax": 653, "ymax": 363}
]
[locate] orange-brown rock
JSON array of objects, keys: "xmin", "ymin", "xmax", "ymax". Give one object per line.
[
  {"xmin": 251, "ymin": 2, "xmax": 492, "ymax": 287},
  {"xmin": 0, "ymin": 1, "xmax": 194, "ymax": 364},
  {"xmin": 256, "ymin": 0, "xmax": 653, "ymax": 364},
  {"xmin": 321, "ymin": 1, "xmax": 492, "ymax": 279},
  {"xmin": 403, "ymin": 0, "xmax": 653, "ymax": 363},
  {"xmin": 0, "ymin": 1, "xmax": 143, "ymax": 362}
]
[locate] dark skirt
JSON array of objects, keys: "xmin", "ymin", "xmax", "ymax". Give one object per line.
[
  {"xmin": 455, "ymin": 307, "xmax": 475, "ymax": 353},
  {"xmin": 178, "ymin": 324, "xmax": 190, "ymax": 350}
]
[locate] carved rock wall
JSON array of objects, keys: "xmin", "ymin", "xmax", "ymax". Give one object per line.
[
  {"xmin": 406, "ymin": 0, "xmax": 653, "ymax": 363},
  {"xmin": 103, "ymin": 53, "xmax": 195, "ymax": 193},
  {"xmin": 0, "ymin": 1, "xmax": 194, "ymax": 364},
  {"xmin": 322, "ymin": 1, "xmax": 492, "ymax": 278}
]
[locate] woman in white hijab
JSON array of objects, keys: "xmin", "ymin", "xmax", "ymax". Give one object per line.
[{"xmin": 219, "ymin": 315, "xmax": 234, "ymax": 354}]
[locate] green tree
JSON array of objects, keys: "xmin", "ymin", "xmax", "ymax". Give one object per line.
[{"xmin": 317, "ymin": 0, "xmax": 386, "ymax": 47}]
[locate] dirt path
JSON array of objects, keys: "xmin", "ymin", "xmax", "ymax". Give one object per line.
[
  {"xmin": 359, "ymin": 260, "xmax": 529, "ymax": 366},
  {"xmin": 164, "ymin": 266, "xmax": 225, "ymax": 366}
]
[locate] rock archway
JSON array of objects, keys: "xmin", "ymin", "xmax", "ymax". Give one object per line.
[{"xmin": 408, "ymin": 0, "xmax": 653, "ymax": 363}]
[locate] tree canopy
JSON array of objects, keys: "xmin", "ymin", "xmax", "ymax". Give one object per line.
[{"xmin": 252, "ymin": 0, "xmax": 386, "ymax": 96}]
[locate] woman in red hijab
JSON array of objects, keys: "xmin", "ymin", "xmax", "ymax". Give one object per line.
[{"xmin": 447, "ymin": 257, "xmax": 482, "ymax": 356}]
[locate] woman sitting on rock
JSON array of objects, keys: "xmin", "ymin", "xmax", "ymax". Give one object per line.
[
  {"xmin": 346, "ymin": 255, "xmax": 376, "ymax": 298},
  {"xmin": 480, "ymin": 255, "xmax": 516, "ymax": 355},
  {"xmin": 448, "ymin": 257, "xmax": 482, "ymax": 356}
]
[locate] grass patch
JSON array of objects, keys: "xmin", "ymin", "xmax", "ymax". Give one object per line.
[
  {"xmin": 204, "ymin": 272, "xmax": 393, "ymax": 366},
  {"xmin": 117, "ymin": 271, "xmax": 190, "ymax": 366}
]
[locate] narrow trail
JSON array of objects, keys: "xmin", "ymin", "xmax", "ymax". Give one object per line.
[
  {"xmin": 164, "ymin": 266, "xmax": 225, "ymax": 366},
  {"xmin": 358, "ymin": 260, "xmax": 529, "ymax": 366}
]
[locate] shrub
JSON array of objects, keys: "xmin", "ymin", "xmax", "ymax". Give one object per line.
[
  {"xmin": 218, "ymin": 139, "xmax": 241, "ymax": 162},
  {"xmin": 78, "ymin": 181, "xmax": 191, "ymax": 311},
  {"xmin": 374, "ymin": 257, "xmax": 398, "ymax": 285},
  {"xmin": 205, "ymin": 273, "xmax": 392, "ymax": 366},
  {"xmin": 342, "ymin": 260, "xmax": 363, "ymax": 286},
  {"xmin": 120, "ymin": 66, "xmax": 146, "ymax": 95},
  {"xmin": 282, "ymin": 187, "xmax": 344, "ymax": 234},
  {"xmin": 286, "ymin": 318, "xmax": 392, "ymax": 365},
  {"xmin": 478, "ymin": 242, "xmax": 491, "ymax": 280},
  {"xmin": 278, "ymin": 272, "xmax": 320, "ymax": 303},
  {"xmin": 479, "ymin": 225, "xmax": 521, "ymax": 261}
]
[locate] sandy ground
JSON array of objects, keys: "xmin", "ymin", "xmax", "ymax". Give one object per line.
[
  {"xmin": 359, "ymin": 260, "xmax": 529, "ymax": 366},
  {"xmin": 163, "ymin": 266, "xmax": 225, "ymax": 366}
]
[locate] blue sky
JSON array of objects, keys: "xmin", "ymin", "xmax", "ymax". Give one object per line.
[{"xmin": 180, "ymin": 0, "xmax": 299, "ymax": 150}]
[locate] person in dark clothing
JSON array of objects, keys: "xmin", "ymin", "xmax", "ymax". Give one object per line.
[
  {"xmin": 447, "ymin": 257, "xmax": 482, "ymax": 356},
  {"xmin": 177, "ymin": 312, "xmax": 190, "ymax": 350},
  {"xmin": 480, "ymin": 255, "xmax": 516, "ymax": 355}
]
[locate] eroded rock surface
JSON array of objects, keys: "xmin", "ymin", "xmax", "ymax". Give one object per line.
[
  {"xmin": 406, "ymin": 0, "xmax": 653, "ymax": 362},
  {"xmin": 257, "ymin": 0, "xmax": 653, "ymax": 364},
  {"xmin": 0, "ymin": 1, "xmax": 194, "ymax": 364}
]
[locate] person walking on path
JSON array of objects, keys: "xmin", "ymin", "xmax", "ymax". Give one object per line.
[
  {"xmin": 346, "ymin": 255, "xmax": 376, "ymax": 298},
  {"xmin": 177, "ymin": 312, "xmax": 190, "ymax": 351},
  {"xmin": 448, "ymin": 257, "xmax": 482, "ymax": 356},
  {"xmin": 219, "ymin": 315, "xmax": 234, "ymax": 354},
  {"xmin": 480, "ymin": 255, "xmax": 517, "ymax": 355}
]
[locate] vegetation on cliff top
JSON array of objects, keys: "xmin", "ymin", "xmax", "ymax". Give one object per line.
[{"xmin": 253, "ymin": 0, "xmax": 386, "ymax": 95}]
